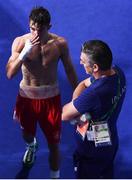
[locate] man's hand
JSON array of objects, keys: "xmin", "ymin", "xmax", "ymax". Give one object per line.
[
  {"xmin": 30, "ymin": 33, "xmax": 40, "ymax": 46},
  {"xmin": 72, "ymin": 78, "xmax": 91, "ymax": 100},
  {"xmin": 18, "ymin": 34, "xmax": 40, "ymax": 61},
  {"xmin": 70, "ymin": 113, "xmax": 91, "ymax": 126}
]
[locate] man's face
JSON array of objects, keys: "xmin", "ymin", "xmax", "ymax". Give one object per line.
[
  {"xmin": 80, "ymin": 52, "xmax": 93, "ymax": 75},
  {"xmin": 29, "ymin": 20, "xmax": 48, "ymax": 37}
]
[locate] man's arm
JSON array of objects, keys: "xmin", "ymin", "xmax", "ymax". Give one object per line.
[
  {"xmin": 6, "ymin": 37, "xmax": 24, "ymax": 79},
  {"xmin": 72, "ymin": 78, "xmax": 91, "ymax": 100},
  {"xmin": 62, "ymin": 78, "xmax": 91, "ymax": 121},
  {"xmin": 6, "ymin": 34, "xmax": 39, "ymax": 79},
  {"xmin": 60, "ymin": 38, "xmax": 78, "ymax": 89},
  {"xmin": 62, "ymin": 101, "xmax": 81, "ymax": 121}
]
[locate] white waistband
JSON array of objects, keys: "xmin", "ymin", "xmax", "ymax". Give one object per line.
[{"xmin": 19, "ymin": 81, "xmax": 60, "ymax": 99}]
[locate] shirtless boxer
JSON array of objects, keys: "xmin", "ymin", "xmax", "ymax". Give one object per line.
[{"xmin": 6, "ymin": 6, "xmax": 78, "ymax": 178}]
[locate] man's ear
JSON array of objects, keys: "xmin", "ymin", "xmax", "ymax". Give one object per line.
[{"xmin": 93, "ymin": 63, "xmax": 99, "ymax": 72}]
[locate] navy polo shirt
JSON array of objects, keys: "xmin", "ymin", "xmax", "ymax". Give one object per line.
[{"xmin": 73, "ymin": 65, "xmax": 126, "ymax": 157}]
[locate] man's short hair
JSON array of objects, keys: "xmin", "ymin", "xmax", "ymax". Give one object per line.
[
  {"xmin": 29, "ymin": 6, "xmax": 51, "ymax": 26},
  {"xmin": 82, "ymin": 40, "xmax": 113, "ymax": 71}
]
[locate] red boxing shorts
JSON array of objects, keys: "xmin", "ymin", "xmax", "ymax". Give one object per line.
[{"xmin": 14, "ymin": 94, "xmax": 62, "ymax": 144}]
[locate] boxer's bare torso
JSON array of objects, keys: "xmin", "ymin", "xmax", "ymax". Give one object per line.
[
  {"xmin": 7, "ymin": 20, "xmax": 77, "ymax": 90},
  {"xmin": 9, "ymin": 33, "xmax": 68, "ymax": 86}
]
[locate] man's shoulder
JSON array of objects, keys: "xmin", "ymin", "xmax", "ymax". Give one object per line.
[
  {"xmin": 12, "ymin": 33, "xmax": 30, "ymax": 51},
  {"xmin": 50, "ymin": 33, "xmax": 67, "ymax": 45},
  {"xmin": 113, "ymin": 64, "xmax": 124, "ymax": 73},
  {"xmin": 113, "ymin": 65, "xmax": 126, "ymax": 80},
  {"xmin": 14, "ymin": 33, "xmax": 30, "ymax": 43}
]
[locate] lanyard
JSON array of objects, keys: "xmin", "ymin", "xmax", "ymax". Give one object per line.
[{"xmin": 91, "ymin": 70, "xmax": 121, "ymax": 122}]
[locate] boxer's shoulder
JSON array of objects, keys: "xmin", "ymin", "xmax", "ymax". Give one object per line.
[{"xmin": 12, "ymin": 33, "xmax": 31, "ymax": 51}]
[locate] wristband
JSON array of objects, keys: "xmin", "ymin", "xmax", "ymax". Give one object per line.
[{"xmin": 18, "ymin": 39, "xmax": 33, "ymax": 61}]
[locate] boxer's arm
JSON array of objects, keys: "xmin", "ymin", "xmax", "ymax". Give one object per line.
[
  {"xmin": 60, "ymin": 38, "xmax": 78, "ymax": 89},
  {"xmin": 6, "ymin": 34, "xmax": 40, "ymax": 79},
  {"xmin": 6, "ymin": 37, "xmax": 25, "ymax": 79}
]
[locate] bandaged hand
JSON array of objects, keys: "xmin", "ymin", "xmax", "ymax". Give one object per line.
[{"xmin": 18, "ymin": 39, "xmax": 33, "ymax": 61}]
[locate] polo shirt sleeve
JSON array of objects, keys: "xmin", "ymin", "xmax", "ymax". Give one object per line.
[{"xmin": 73, "ymin": 88, "xmax": 99, "ymax": 115}]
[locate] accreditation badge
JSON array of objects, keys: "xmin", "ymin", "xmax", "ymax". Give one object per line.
[{"xmin": 92, "ymin": 121, "xmax": 112, "ymax": 147}]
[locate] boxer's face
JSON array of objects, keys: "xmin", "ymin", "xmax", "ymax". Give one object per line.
[{"xmin": 29, "ymin": 20, "xmax": 51, "ymax": 37}]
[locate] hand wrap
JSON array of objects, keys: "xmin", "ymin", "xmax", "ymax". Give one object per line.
[{"xmin": 18, "ymin": 39, "xmax": 33, "ymax": 61}]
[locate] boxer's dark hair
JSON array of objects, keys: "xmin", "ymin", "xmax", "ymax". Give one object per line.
[{"xmin": 29, "ymin": 6, "xmax": 51, "ymax": 26}]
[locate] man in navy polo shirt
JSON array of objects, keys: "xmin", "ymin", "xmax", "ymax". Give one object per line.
[{"xmin": 62, "ymin": 40, "xmax": 126, "ymax": 179}]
